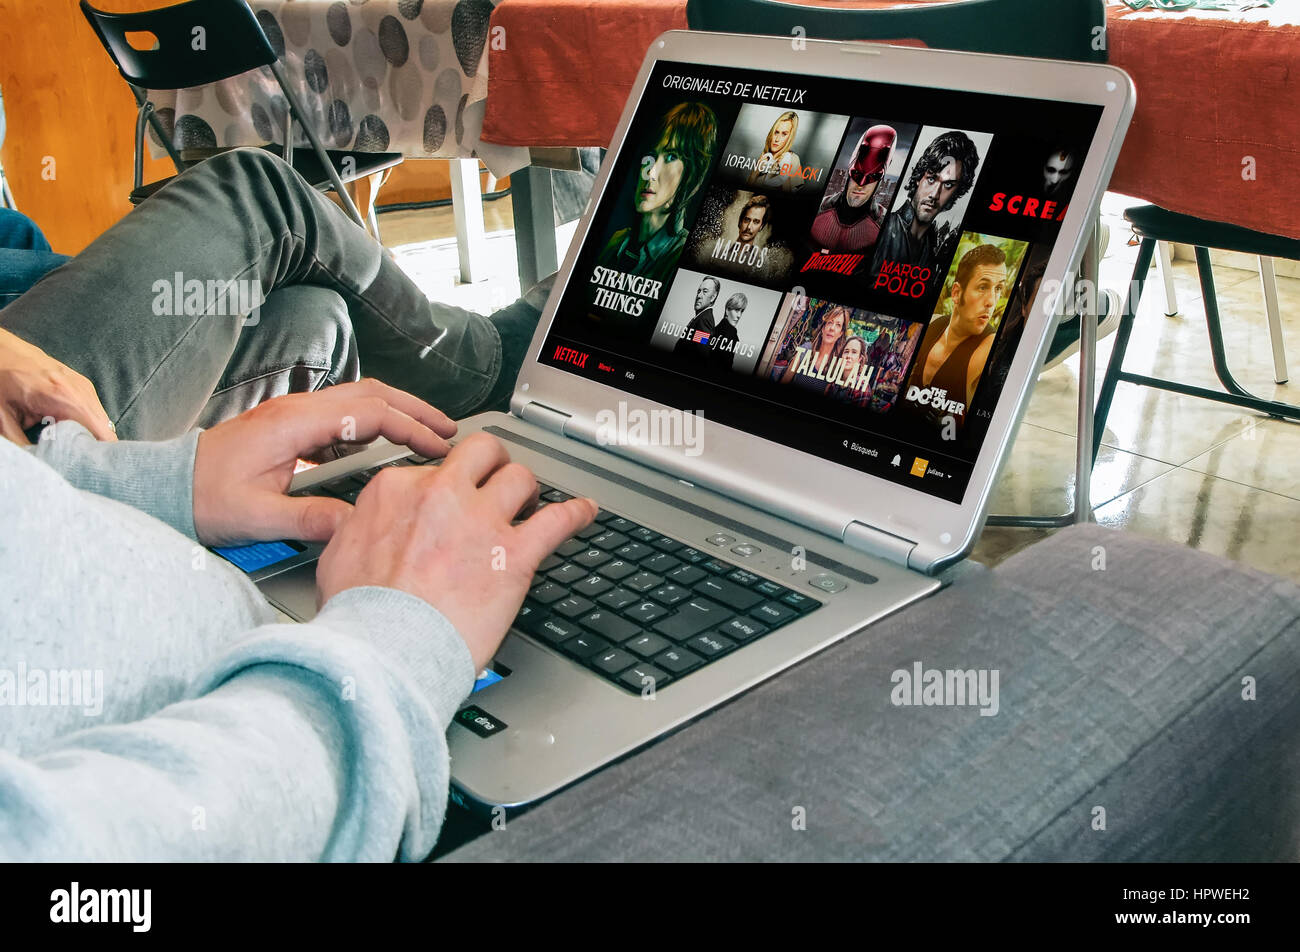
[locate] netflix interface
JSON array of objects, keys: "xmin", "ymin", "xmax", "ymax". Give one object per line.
[{"xmin": 541, "ymin": 61, "xmax": 1102, "ymax": 502}]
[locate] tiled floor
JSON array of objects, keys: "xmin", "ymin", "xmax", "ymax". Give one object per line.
[{"xmin": 380, "ymin": 191, "xmax": 1300, "ymax": 584}]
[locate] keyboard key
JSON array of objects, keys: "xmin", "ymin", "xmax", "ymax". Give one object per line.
[
  {"xmin": 538, "ymin": 554, "xmax": 563, "ymax": 572},
  {"xmin": 727, "ymin": 569, "xmax": 761, "ymax": 587},
  {"xmin": 751, "ymin": 601, "xmax": 798, "ymax": 626},
  {"xmin": 576, "ymin": 523, "xmax": 605, "ymax": 540},
  {"xmin": 649, "ymin": 584, "xmax": 690, "ymax": 606},
  {"xmin": 666, "ymin": 565, "xmax": 708, "ymax": 586},
  {"xmin": 553, "ymin": 595, "xmax": 596, "ymax": 619},
  {"xmin": 642, "ymin": 552, "xmax": 681, "ymax": 574},
  {"xmin": 614, "ymin": 541, "xmax": 654, "ymax": 562},
  {"xmin": 677, "ymin": 547, "xmax": 707, "ymax": 564},
  {"xmin": 542, "ymin": 489, "xmax": 572, "ymax": 503},
  {"xmin": 581, "ymin": 610, "xmax": 641, "ymax": 644},
  {"xmin": 686, "ymin": 631, "xmax": 737, "ymax": 658},
  {"xmin": 531, "ymin": 573, "xmax": 544, "ymax": 588},
  {"xmin": 597, "ymin": 588, "xmax": 638, "ymax": 610},
  {"xmin": 629, "ymin": 527, "xmax": 659, "ymax": 544},
  {"xmin": 596, "ymin": 558, "xmax": 637, "ymax": 581},
  {"xmin": 512, "ymin": 601, "xmax": 542, "ymax": 629},
  {"xmin": 702, "ymin": 558, "xmax": 733, "ymax": 575},
  {"xmin": 695, "ymin": 576, "xmax": 763, "ymax": 612},
  {"xmin": 730, "ymin": 543, "xmax": 761, "ymax": 558},
  {"xmin": 546, "ymin": 562, "xmax": 587, "ymax": 584},
  {"xmin": 573, "ymin": 548, "xmax": 611, "ymax": 569},
  {"xmin": 556, "ymin": 538, "xmax": 587, "ymax": 558},
  {"xmin": 573, "ymin": 575, "xmax": 614, "ymax": 598},
  {"xmin": 604, "ymin": 517, "xmax": 639, "ymax": 534},
  {"xmin": 780, "ymin": 590, "xmax": 822, "ymax": 612},
  {"xmin": 624, "ymin": 571, "xmax": 663, "ymax": 593},
  {"xmin": 561, "ymin": 632, "xmax": 612, "ymax": 661},
  {"xmin": 719, "ymin": 617, "xmax": 767, "ymax": 641},
  {"xmin": 653, "ymin": 646, "xmax": 703, "ymax": 675},
  {"xmin": 620, "ymin": 663, "xmax": 671, "ymax": 693},
  {"xmin": 754, "ymin": 579, "xmax": 788, "ymax": 599},
  {"xmin": 705, "ymin": 533, "xmax": 734, "ymax": 547},
  {"xmin": 625, "ymin": 632, "xmax": 672, "ymax": 658},
  {"xmin": 650, "ymin": 536, "xmax": 683, "ymax": 553},
  {"xmin": 591, "ymin": 648, "xmax": 637, "ymax": 676},
  {"xmin": 590, "ymin": 530, "xmax": 629, "ymax": 551},
  {"xmin": 594, "ymin": 509, "xmax": 619, "ymax": 524},
  {"xmin": 531, "ymin": 615, "xmax": 582, "ymax": 646},
  {"xmin": 528, "ymin": 581, "xmax": 568, "ymax": 605},
  {"xmin": 625, "ymin": 600, "xmax": 669, "ymax": 625},
  {"xmin": 652, "ymin": 597, "xmax": 729, "ymax": 641}
]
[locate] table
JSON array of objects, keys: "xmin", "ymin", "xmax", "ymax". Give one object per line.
[{"xmin": 481, "ymin": 0, "xmax": 1300, "ymax": 241}]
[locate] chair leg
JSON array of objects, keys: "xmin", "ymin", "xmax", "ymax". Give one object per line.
[
  {"xmin": 1092, "ymin": 237, "xmax": 1156, "ymax": 463},
  {"xmin": 1194, "ymin": 246, "xmax": 1252, "ymax": 399},
  {"xmin": 1157, "ymin": 240, "xmax": 1178, "ymax": 316},
  {"xmin": 1260, "ymin": 256, "xmax": 1288, "ymax": 384}
]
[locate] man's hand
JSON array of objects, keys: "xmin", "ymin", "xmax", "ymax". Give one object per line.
[
  {"xmin": 193, "ymin": 379, "xmax": 457, "ymax": 546},
  {"xmin": 316, "ymin": 432, "xmax": 598, "ymax": 670},
  {"xmin": 0, "ymin": 328, "xmax": 117, "ymax": 444}
]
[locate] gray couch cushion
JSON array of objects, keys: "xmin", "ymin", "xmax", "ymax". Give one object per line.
[{"xmin": 442, "ymin": 525, "xmax": 1300, "ymax": 862}]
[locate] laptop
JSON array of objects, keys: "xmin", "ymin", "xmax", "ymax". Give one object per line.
[{"xmin": 215, "ymin": 30, "xmax": 1134, "ymax": 814}]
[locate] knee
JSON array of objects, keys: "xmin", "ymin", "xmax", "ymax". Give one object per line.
[
  {"xmin": 258, "ymin": 285, "xmax": 358, "ymax": 386},
  {"xmin": 200, "ymin": 146, "xmax": 292, "ymax": 183}
]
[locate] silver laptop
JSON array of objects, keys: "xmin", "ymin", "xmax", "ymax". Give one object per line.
[{"xmin": 216, "ymin": 31, "xmax": 1133, "ymax": 813}]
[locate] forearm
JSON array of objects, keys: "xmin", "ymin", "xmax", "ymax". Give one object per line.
[{"xmin": 0, "ymin": 588, "xmax": 476, "ymax": 863}]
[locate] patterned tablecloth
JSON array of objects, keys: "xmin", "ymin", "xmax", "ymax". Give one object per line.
[{"xmin": 148, "ymin": 0, "xmax": 529, "ymax": 175}]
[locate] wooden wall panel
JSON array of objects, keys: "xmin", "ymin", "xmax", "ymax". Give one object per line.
[{"xmin": 0, "ymin": 1, "xmax": 458, "ymax": 253}]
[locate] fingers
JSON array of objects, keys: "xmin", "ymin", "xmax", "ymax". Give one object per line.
[
  {"xmin": 275, "ymin": 385, "xmax": 453, "ymax": 461},
  {"xmin": 0, "ymin": 404, "xmax": 31, "ymax": 445},
  {"xmin": 245, "ymin": 493, "xmax": 354, "ymax": 545},
  {"xmin": 480, "ymin": 462, "xmax": 540, "ymax": 521},
  {"xmin": 440, "ymin": 431, "xmax": 510, "ymax": 487},
  {"xmin": 514, "ymin": 497, "xmax": 599, "ymax": 566},
  {"xmin": 66, "ymin": 379, "xmax": 118, "ymax": 442}
]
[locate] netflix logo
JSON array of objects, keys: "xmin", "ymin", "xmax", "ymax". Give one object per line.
[{"xmin": 552, "ymin": 345, "xmax": 590, "ymax": 369}]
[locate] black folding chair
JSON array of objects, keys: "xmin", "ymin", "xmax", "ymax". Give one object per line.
[{"xmin": 80, "ymin": 0, "xmax": 402, "ymax": 227}]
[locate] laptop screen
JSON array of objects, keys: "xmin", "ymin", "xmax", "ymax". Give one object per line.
[{"xmin": 536, "ymin": 59, "xmax": 1103, "ymax": 503}]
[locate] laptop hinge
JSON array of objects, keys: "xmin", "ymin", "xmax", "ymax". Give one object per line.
[
  {"xmin": 517, "ymin": 400, "xmax": 573, "ymax": 435},
  {"xmin": 843, "ymin": 520, "xmax": 918, "ymax": 569}
]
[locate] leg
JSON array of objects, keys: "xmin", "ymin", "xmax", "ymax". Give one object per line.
[
  {"xmin": 110, "ymin": 285, "xmax": 357, "ymax": 439},
  {"xmin": 512, "ymin": 165, "xmax": 558, "ymax": 291},
  {"xmin": 0, "ymin": 149, "xmax": 535, "ymax": 428},
  {"xmin": 1092, "ymin": 237, "xmax": 1156, "ymax": 463},
  {"xmin": 1260, "ymin": 256, "xmax": 1288, "ymax": 385}
]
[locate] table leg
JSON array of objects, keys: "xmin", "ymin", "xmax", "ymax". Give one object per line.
[
  {"xmin": 451, "ymin": 158, "xmax": 489, "ymax": 284},
  {"xmin": 512, "ymin": 166, "xmax": 558, "ymax": 291}
]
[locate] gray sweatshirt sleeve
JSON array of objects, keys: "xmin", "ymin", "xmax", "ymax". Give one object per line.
[
  {"xmin": 28, "ymin": 420, "xmax": 200, "ymax": 539},
  {"xmin": 0, "ymin": 425, "xmax": 478, "ymax": 862}
]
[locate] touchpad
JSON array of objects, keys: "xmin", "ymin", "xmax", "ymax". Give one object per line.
[{"xmin": 258, "ymin": 562, "xmax": 320, "ymax": 622}]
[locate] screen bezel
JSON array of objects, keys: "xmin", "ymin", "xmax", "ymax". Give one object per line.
[{"xmin": 511, "ymin": 30, "xmax": 1135, "ymax": 572}]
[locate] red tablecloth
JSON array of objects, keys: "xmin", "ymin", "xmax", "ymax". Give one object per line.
[{"xmin": 482, "ymin": 0, "xmax": 1300, "ymax": 240}]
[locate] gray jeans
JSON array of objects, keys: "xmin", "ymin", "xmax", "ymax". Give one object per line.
[{"xmin": 0, "ymin": 148, "xmax": 540, "ymax": 440}]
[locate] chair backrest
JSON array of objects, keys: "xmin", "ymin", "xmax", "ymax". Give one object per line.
[
  {"xmin": 80, "ymin": 0, "xmax": 277, "ymax": 90},
  {"xmin": 685, "ymin": 0, "xmax": 1107, "ymax": 64}
]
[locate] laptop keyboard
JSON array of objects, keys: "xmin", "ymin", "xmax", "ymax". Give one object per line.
[{"xmin": 303, "ymin": 458, "xmax": 823, "ymax": 694}]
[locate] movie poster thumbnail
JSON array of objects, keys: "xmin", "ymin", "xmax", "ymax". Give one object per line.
[
  {"xmin": 756, "ymin": 291, "xmax": 925, "ymax": 414},
  {"xmin": 864, "ymin": 126, "xmax": 995, "ymax": 308},
  {"xmin": 648, "ymin": 269, "xmax": 783, "ymax": 378},
  {"xmin": 804, "ymin": 118, "xmax": 921, "ymax": 271},
  {"xmin": 681, "ymin": 186, "xmax": 802, "ymax": 287},
  {"xmin": 898, "ymin": 232, "xmax": 1029, "ymax": 433},
  {"xmin": 585, "ymin": 100, "xmax": 722, "ymax": 339},
  {"xmin": 967, "ymin": 134, "xmax": 1088, "ymax": 243},
  {"xmin": 716, "ymin": 104, "xmax": 849, "ymax": 195}
]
